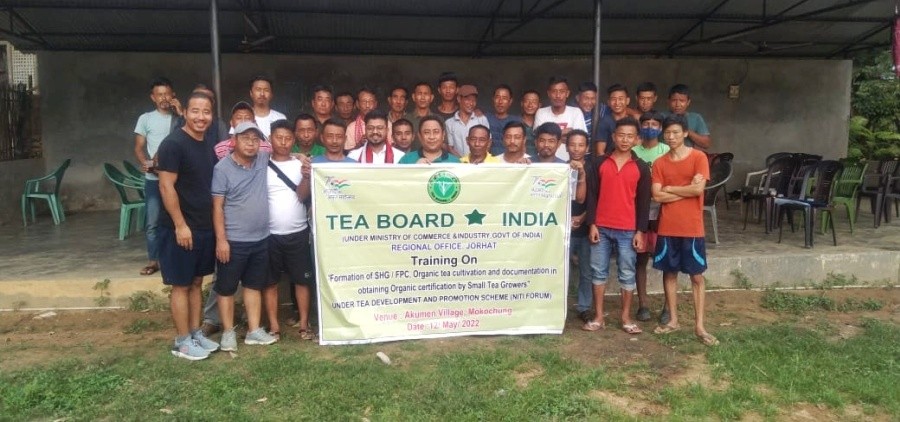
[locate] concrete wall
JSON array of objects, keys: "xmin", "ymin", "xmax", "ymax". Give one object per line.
[
  {"xmin": 0, "ymin": 158, "xmax": 45, "ymax": 225},
  {"xmin": 37, "ymin": 52, "xmax": 852, "ymax": 212}
]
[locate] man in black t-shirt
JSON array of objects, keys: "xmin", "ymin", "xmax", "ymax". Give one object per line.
[
  {"xmin": 156, "ymin": 92, "xmax": 221, "ymax": 360},
  {"xmin": 566, "ymin": 130, "xmax": 592, "ymax": 322}
]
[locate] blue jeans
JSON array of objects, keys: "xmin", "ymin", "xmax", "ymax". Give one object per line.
[
  {"xmin": 144, "ymin": 178, "xmax": 161, "ymax": 261},
  {"xmin": 590, "ymin": 227, "xmax": 637, "ymax": 291},
  {"xmin": 571, "ymin": 235, "xmax": 593, "ymax": 312}
]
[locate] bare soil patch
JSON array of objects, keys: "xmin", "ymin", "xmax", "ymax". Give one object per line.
[{"xmin": 589, "ymin": 390, "xmax": 670, "ymax": 418}]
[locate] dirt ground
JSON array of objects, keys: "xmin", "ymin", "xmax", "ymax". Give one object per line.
[{"xmin": 2, "ymin": 288, "xmax": 897, "ymax": 373}]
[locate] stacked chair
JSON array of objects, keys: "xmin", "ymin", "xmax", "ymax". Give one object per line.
[
  {"xmin": 820, "ymin": 161, "xmax": 867, "ymax": 234},
  {"xmin": 873, "ymin": 161, "xmax": 900, "ymax": 228},
  {"xmin": 703, "ymin": 157, "xmax": 733, "ymax": 244},
  {"xmin": 775, "ymin": 160, "xmax": 843, "ymax": 248},
  {"xmin": 857, "ymin": 158, "xmax": 898, "ymax": 227}
]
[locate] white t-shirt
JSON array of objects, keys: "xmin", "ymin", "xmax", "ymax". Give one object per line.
[
  {"xmin": 267, "ymin": 158, "xmax": 308, "ymax": 235},
  {"xmin": 347, "ymin": 144, "xmax": 406, "ymax": 164},
  {"xmin": 254, "ymin": 109, "xmax": 287, "ymax": 138},
  {"xmin": 534, "ymin": 106, "xmax": 587, "ymax": 161},
  {"xmin": 230, "ymin": 109, "xmax": 287, "ymax": 138}
]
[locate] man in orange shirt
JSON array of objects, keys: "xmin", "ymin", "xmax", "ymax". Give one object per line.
[{"xmin": 650, "ymin": 115, "xmax": 717, "ymax": 346}]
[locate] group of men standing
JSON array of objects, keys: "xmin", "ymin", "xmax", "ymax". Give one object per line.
[{"xmin": 132, "ymin": 72, "xmax": 717, "ymax": 360}]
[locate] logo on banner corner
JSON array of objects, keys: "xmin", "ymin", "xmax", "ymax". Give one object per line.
[
  {"xmin": 427, "ymin": 170, "xmax": 461, "ymax": 204},
  {"xmin": 530, "ymin": 175, "xmax": 563, "ymax": 199},
  {"xmin": 323, "ymin": 176, "xmax": 355, "ymax": 200}
]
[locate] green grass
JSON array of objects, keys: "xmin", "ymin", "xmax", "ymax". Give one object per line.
[
  {"xmin": 127, "ymin": 290, "xmax": 169, "ymax": 312},
  {"xmin": 661, "ymin": 383, "xmax": 777, "ymax": 420},
  {"xmin": 122, "ymin": 318, "xmax": 164, "ymax": 334},
  {"xmin": 730, "ymin": 269, "xmax": 753, "ymax": 290},
  {"xmin": 761, "ymin": 291, "xmax": 884, "ymax": 314},
  {"xmin": 2, "ymin": 311, "xmax": 897, "ymax": 420},
  {"xmin": 813, "ymin": 272, "xmax": 861, "ymax": 290},
  {"xmin": 705, "ymin": 319, "xmax": 900, "ymax": 417},
  {"xmin": 761, "ymin": 290, "xmax": 836, "ymax": 313},
  {"xmin": 0, "ymin": 341, "xmax": 623, "ymax": 421}
]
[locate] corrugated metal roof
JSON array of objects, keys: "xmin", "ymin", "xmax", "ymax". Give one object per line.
[{"xmin": 0, "ymin": 0, "xmax": 893, "ymax": 58}]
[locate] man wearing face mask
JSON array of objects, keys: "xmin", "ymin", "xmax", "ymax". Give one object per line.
[{"xmin": 631, "ymin": 111, "xmax": 669, "ymax": 323}]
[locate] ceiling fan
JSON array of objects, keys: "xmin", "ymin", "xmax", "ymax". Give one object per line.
[{"xmin": 740, "ymin": 40, "xmax": 814, "ymax": 54}]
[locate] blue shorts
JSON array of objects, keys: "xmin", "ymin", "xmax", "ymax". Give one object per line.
[
  {"xmin": 652, "ymin": 236, "xmax": 707, "ymax": 275},
  {"xmin": 214, "ymin": 238, "xmax": 272, "ymax": 296},
  {"xmin": 159, "ymin": 227, "xmax": 215, "ymax": 286}
]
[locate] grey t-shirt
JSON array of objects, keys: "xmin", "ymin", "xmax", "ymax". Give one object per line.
[{"xmin": 211, "ymin": 151, "xmax": 270, "ymax": 242}]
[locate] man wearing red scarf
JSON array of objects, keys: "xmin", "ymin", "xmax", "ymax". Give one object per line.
[
  {"xmin": 347, "ymin": 110, "xmax": 405, "ymax": 164},
  {"xmin": 344, "ymin": 88, "xmax": 392, "ymax": 151}
]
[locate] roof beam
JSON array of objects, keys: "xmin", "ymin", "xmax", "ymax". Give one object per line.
[
  {"xmin": 30, "ymin": 31, "xmax": 880, "ymax": 49},
  {"xmin": 475, "ymin": 0, "xmax": 508, "ymax": 57},
  {"xmin": 1, "ymin": 7, "xmax": 51, "ymax": 49},
  {"xmin": 0, "ymin": 27, "xmax": 46, "ymax": 47},
  {"xmin": 477, "ymin": 0, "xmax": 571, "ymax": 53},
  {"xmin": 662, "ymin": 0, "xmax": 732, "ymax": 55},
  {"xmin": 668, "ymin": 0, "xmax": 880, "ymax": 53},
  {"xmin": 827, "ymin": 21, "xmax": 892, "ymax": 58},
  {"xmin": 3, "ymin": 4, "xmax": 889, "ymax": 23}
]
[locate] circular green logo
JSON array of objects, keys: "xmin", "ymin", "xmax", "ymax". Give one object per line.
[{"xmin": 427, "ymin": 170, "xmax": 461, "ymax": 204}]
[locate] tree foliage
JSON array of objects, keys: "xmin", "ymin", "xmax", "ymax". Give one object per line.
[{"xmin": 848, "ymin": 50, "xmax": 899, "ymax": 160}]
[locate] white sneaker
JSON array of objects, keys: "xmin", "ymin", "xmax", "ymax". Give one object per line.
[
  {"xmin": 244, "ymin": 327, "xmax": 278, "ymax": 345},
  {"xmin": 220, "ymin": 329, "xmax": 238, "ymax": 352},
  {"xmin": 171, "ymin": 338, "xmax": 210, "ymax": 361}
]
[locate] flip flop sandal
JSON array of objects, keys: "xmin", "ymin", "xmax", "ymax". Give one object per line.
[
  {"xmin": 581, "ymin": 320, "xmax": 605, "ymax": 332},
  {"xmin": 622, "ymin": 323, "xmax": 643, "ymax": 335},
  {"xmin": 697, "ymin": 332, "xmax": 719, "ymax": 346},
  {"xmin": 140, "ymin": 265, "xmax": 159, "ymax": 276},
  {"xmin": 299, "ymin": 329, "xmax": 316, "ymax": 340},
  {"xmin": 653, "ymin": 324, "xmax": 680, "ymax": 335},
  {"xmin": 269, "ymin": 331, "xmax": 281, "ymax": 341}
]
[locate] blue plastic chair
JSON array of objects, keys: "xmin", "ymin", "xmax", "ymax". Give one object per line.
[{"xmin": 21, "ymin": 158, "xmax": 71, "ymax": 226}]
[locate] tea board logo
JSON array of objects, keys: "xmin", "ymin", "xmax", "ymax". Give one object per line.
[{"xmin": 427, "ymin": 171, "xmax": 461, "ymax": 204}]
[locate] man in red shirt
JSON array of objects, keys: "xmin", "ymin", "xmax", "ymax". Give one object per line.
[
  {"xmin": 582, "ymin": 117, "xmax": 651, "ymax": 334},
  {"xmin": 650, "ymin": 115, "xmax": 717, "ymax": 346}
]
